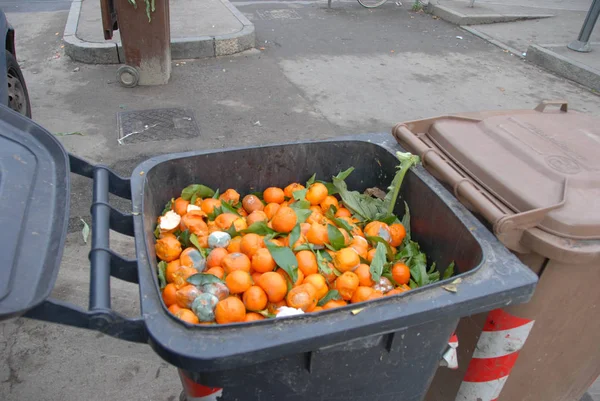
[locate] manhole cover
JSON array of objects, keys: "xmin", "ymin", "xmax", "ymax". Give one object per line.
[{"xmin": 117, "ymin": 108, "xmax": 199, "ymax": 145}]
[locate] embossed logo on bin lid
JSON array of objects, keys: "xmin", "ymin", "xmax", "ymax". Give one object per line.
[{"xmin": 428, "ymin": 111, "xmax": 600, "ymax": 240}]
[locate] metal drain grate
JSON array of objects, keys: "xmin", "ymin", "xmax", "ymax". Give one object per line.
[{"xmin": 117, "ymin": 108, "xmax": 199, "ymax": 145}]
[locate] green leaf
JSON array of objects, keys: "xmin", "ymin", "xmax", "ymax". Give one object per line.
[
  {"xmin": 317, "ymin": 290, "xmax": 341, "ymax": 306},
  {"xmin": 305, "ymin": 173, "xmax": 316, "ymax": 187},
  {"xmin": 178, "ymin": 230, "xmax": 192, "ymax": 248},
  {"xmin": 265, "ymin": 241, "xmax": 299, "ymax": 284},
  {"xmin": 54, "ymin": 131, "xmax": 84, "ymax": 136},
  {"xmin": 319, "ymin": 181, "xmax": 338, "ymax": 196},
  {"xmin": 220, "ymin": 201, "xmax": 241, "ymax": 216},
  {"xmin": 291, "ymin": 199, "xmax": 311, "ymax": 209},
  {"xmin": 187, "ymin": 273, "xmax": 224, "ymax": 286},
  {"xmin": 154, "ymin": 225, "xmax": 161, "ymax": 239},
  {"xmin": 190, "ymin": 193, "xmax": 198, "ymax": 205},
  {"xmin": 443, "ymin": 261, "xmax": 455, "ymax": 280},
  {"xmin": 293, "ymin": 189, "xmax": 308, "ymax": 201},
  {"xmin": 225, "ymin": 224, "xmax": 240, "ymax": 238},
  {"xmin": 409, "ymin": 279, "xmax": 418, "ymax": 289},
  {"xmin": 332, "ymin": 174, "xmax": 384, "ymax": 221},
  {"xmin": 383, "ymin": 152, "xmax": 420, "ymax": 215},
  {"xmin": 290, "ymin": 206, "xmax": 312, "ymax": 223},
  {"xmin": 189, "ymin": 234, "xmax": 208, "ymax": 257},
  {"xmin": 319, "ymin": 250, "xmax": 333, "ymax": 262},
  {"xmin": 335, "ymin": 167, "xmax": 355, "ymax": 181},
  {"xmin": 181, "ymin": 184, "xmax": 215, "ymax": 201},
  {"xmin": 327, "ymin": 224, "xmax": 345, "ymax": 251},
  {"xmin": 212, "ymin": 189, "xmax": 220, "ymax": 199},
  {"xmin": 289, "ymin": 224, "xmax": 301, "ymax": 249},
  {"xmin": 401, "ymin": 201, "xmax": 411, "ymax": 241},
  {"xmin": 428, "ymin": 270, "xmax": 440, "ymax": 283},
  {"xmin": 293, "ymin": 243, "xmax": 312, "ymax": 252},
  {"xmin": 207, "ymin": 206, "xmax": 223, "ymax": 221},
  {"xmin": 366, "ymin": 235, "xmax": 394, "ymax": 260},
  {"xmin": 241, "ymin": 221, "xmax": 277, "ymax": 236},
  {"xmin": 157, "ymin": 261, "xmax": 167, "ymax": 289},
  {"xmin": 369, "ymin": 242, "xmax": 387, "ymax": 282},
  {"xmin": 316, "ymin": 250, "xmax": 332, "ymax": 276},
  {"xmin": 375, "ymin": 214, "xmax": 398, "ymax": 225},
  {"xmin": 407, "ymin": 249, "xmax": 428, "ymax": 287},
  {"xmin": 162, "ymin": 198, "xmax": 174, "ymax": 215}
]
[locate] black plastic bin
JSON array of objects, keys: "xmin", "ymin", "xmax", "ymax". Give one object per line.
[{"xmin": 0, "ymin": 105, "xmax": 537, "ymax": 401}]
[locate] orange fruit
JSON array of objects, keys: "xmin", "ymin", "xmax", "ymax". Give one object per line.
[
  {"xmin": 221, "ymin": 252, "xmax": 251, "ymax": 274},
  {"xmin": 333, "ymin": 247, "xmax": 360, "ymax": 273},
  {"xmin": 227, "ymin": 236, "xmax": 243, "ymax": 253},
  {"xmin": 244, "ymin": 312, "xmax": 265, "ymax": 322},
  {"xmin": 215, "ymin": 213, "xmax": 239, "ymax": 230},
  {"xmin": 271, "ymin": 206, "xmax": 297, "ymax": 233},
  {"xmin": 389, "ymin": 223, "xmax": 407, "ymax": 247},
  {"xmin": 219, "ymin": 189, "xmax": 240, "ymax": 204},
  {"xmin": 170, "ymin": 266, "xmax": 198, "ymax": 289},
  {"xmin": 386, "ymin": 287, "xmax": 409, "ymax": 296},
  {"xmin": 240, "ymin": 233, "xmax": 264, "ymax": 258},
  {"xmin": 233, "ymin": 217, "xmax": 248, "ymax": 232},
  {"xmin": 201, "ymin": 198, "xmax": 222, "ymax": 215},
  {"xmin": 296, "ymin": 250, "xmax": 318, "ymax": 276},
  {"xmin": 276, "ymin": 268, "xmax": 304, "ymax": 288},
  {"xmin": 307, "ymin": 209, "xmax": 325, "ymax": 225},
  {"xmin": 215, "ymin": 296, "xmax": 246, "ymax": 324},
  {"xmin": 267, "ymin": 300, "xmax": 287, "ymax": 315},
  {"xmin": 322, "ymin": 299, "xmax": 347, "ymax": 310},
  {"xmin": 311, "ymin": 306, "xmax": 324, "ymax": 313},
  {"xmin": 355, "ymin": 264, "xmax": 374, "ymax": 287},
  {"xmin": 180, "ymin": 211, "xmax": 208, "ymax": 236},
  {"xmin": 392, "ymin": 262, "xmax": 411, "ymax": 285},
  {"xmin": 246, "ymin": 210, "xmax": 268, "ymax": 226},
  {"xmin": 237, "ymin": 208, "xmax": 248, "ymax": 217},
  {"xmin": 226, "ymin": 270, "xmax": 253, "ymax": 294},
  {"xmin": 286, "ymin": 283, "xmax": 318, "ymax": 312},
  {"xmin": 180, "ymin": 247, "xmax": 205, "ymax": 269},
  {"xmin": 335, "ymin": 271, "xmax": 360, "ymax": 301},
  {"xmin": 364, "ymin": 221, "xmax": 392, "ymax": 243},
  {"xmin": 367, "ymin": 291, "xmax": 384, "ymax": 300},
  {"xmin": 176, "ymin": 285, "xmax": 202, "ymax": 308},
  {"xmin": 303, "ymin": 273, "xmax": 328, "ymax": 300},
  {"xmin": 264, "ymin": 203, "xmax": 281, "ymax": 220},
  {"xmin": 173, "ymin": 197, "xmax": 190, "ymax": 216},
  {"xmin": 242, "ymin": 285, "xmax": 268, "ymax": 311},
  {"xmin": 165, "ymin": 260, "xmax": 182, "ymax": 283},
  {"xmin": 257, "ymin": 271, "xmax": 288, "ymax": 302},
  {"xmin": 269, "ymin": 238, "xmax": 285, "ymax": 247},
  {"xmin": 335, "ymin": 208, "xmax": 352, "ymax": 218},
  {"xmin": 306, "ymin": 183, "xmax": 328, "ymax": 206},
  {"xmin": 251, "ymin": 271, "xmax": 263, "ymax": 283},
  {"xmin": 283, "ymin": 183, "xmax": 305, "ymax": 199},
  {"xmin": 175, "ymin": 308, "xmax": 199, "ymax": 324},
  {"xmin": 351, "ymin": 286, "xmax": 374, "ymax": 303},
  {"xmin": 242, "ymin": 195, "xmax": 264, "ymax": 214},
  {"xmin": 155, "ymin": 234, "xmax": 182, "ymax": 262},
  {"xmin": 263, "ymin": 187, "xmax": 285, "ymax": 204},
  {"xmin": 162, "ymin": 283, "xmax": 178, "ymax": 307},
  {"xmin": 168, "ymin": 304, "xmax": 182, "ymax": 315},
  {"xmin": 366, "ymin": 248, "xmax": 377, "ymax": 263},
  {"xmin": 207, "ymin": 248, "xmax": 228, "ymax": 268},
  {"xmin": 320, "ymin": 195, "xmax": 339, "ymax": 213},
  {"xmin": 251, "ymin": 248, "xmax": 276, "ymax": 273},
  {"xmin": 306, "ymin": 223, "xmax": 329, "ymax": 246},
  {"xmin": 205, "ymin": 266, "xmax": 225, "ymax": 280}
]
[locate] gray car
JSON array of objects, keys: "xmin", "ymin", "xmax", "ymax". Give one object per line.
[{"xmin": 0, "ymin": 10, "xmax": 31, "ymax": 118}]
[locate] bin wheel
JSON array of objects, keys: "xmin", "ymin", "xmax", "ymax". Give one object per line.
[
  {"xmin": 179, "ymin": 390, "xmax": 187, "ymax": 401},
  {"xmin": 116, "ymin": 65, "xmax": 139, "ymax": 88}
]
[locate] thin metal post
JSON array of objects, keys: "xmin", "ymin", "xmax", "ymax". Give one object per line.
[{"xmin": 568, "ymin": 0, "xmax": 600, "ymax": 52}]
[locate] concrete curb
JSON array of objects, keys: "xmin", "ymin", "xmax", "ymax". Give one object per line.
[
  {"xmin": 64, "ymin": 0, "xmax": 255, "ymax": 64},
  {"xmin": 526, "ymin": 44, "xmax": 600, "ymax": 92},
  {"xmin": 428, "ymin": 3, "xmax": 553, "ymax": 25},
  {"xmin": 461, "ymin": 26, "xmax": 524, "ymax": 57}
]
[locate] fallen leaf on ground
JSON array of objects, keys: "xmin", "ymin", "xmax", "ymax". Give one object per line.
[{"xmin": 81, "ymin": 219, "xmax": 90, "ymax": 244}]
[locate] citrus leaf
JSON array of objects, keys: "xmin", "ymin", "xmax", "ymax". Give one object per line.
[
  {"xmin": 154, "ymin": 225, "xmax": 161, "ymax": 239},
  {"xmin": 383, "ymin": 152, "xmax": 420, "ymax": 215},
  {"xmin": 162, "ymin": 198, "xmax": 174, "ymax": 215},
  {"xmin": 369, "ymin": 242, "xmax": 387, "ymax": 282},
  {"xmin": 181, "ymin": 184, "xmax": 215, "ymax": 201},
  {"xmin": 316, "ymin": 251, "xmax": 332, "ymax": 276},
  {"xmin": 305, "ymin": 173, "xmax": 316, "ymax": 187},
  {"xmin": 187, "ymin": 273, "xmax": 224, "ymax": 286},
  {"xmin": 220, "ymin": 201, "xmax": 241, "ymax": 216},
  {"xmin": 212, "ymin": 188, "xmax": 220, "ymax": 199},
  {"xmin": 157, "ymin": 261, "xmax": 167, "ymax": 289},
  {"xmin": 375, "ymin": 214, "xmax": 398, "ymax": 225},
  {"xmin": 189, "ymin": 234, "xmax": 208, "ymax": 257},
  {"xmin": 443, "ymin": 261, "xmax": 455, "ymax": 280},
  {"xmin": 319, "ymin": 250, "xmax": 333, "ymax": 262},
  {"xmin": 289, "ymin": 224, "xmax": 301, "ymax": 250},
  {"xmin": 366, "ymin": 235, "xmax": 394, "ymax": 260},
  {"xmin": 327, "ymin": 224, "xmax": 345, "ymax": 251},
  {"xmin": 334, "ymin": 167, "xmax": 355, "ymax": 181},
  {"xmin": 401, "ymin": 201, "xmax": 411, "ymax": 241},
  {"xmin": 317, "ymin": 290, "xmax": 341, "ymax": 306},
  {"xmin": 80, "ymin": 219, "xmax": 90, "ymax": 244},
  {"xmin": 319, "ymin": 181, "xmax": 338, "ymax": 196},
  {"xmin": 241, "ymin": 221, "xmax": 277, "ymax": 236},
  {"xmin": 409, "ymin": 279, "xmax": 418, "ymax": 289},
  {"xmin": 177, "ymin": 230, "xmax": 191, "ymax": 248},
  {"xmin": 293, "ymin": 189, "xmax": 308, "ymax": 201},
  {"xmin": 265, "ymin": 241, "xmax": 298, "ymax": 284},
  {"xmin": 293, "ymin": 243, "xmax": 312, "ymax": 252},
  {"xmin": 290, "ymin": 206, "xmax": 312, "ymax": 224}
]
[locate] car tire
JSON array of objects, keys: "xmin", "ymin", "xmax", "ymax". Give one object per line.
[{"xmin": 6, "ymin": 50, "xmax": 31, "ymax": 118}]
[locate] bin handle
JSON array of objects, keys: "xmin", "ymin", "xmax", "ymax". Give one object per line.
[
  {"xmin": 392, "ymin": 123, "xmax": 569, "ymax": 250},
  {"xmin": 24, "ymin": 155, "xmax": 147, "ymax": 344},
  {"xmin": 534, "ymin": 100, "xmax": 568, "ymax": 113}
]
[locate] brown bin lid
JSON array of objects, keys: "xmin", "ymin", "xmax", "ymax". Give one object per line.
[{"xmin": 426, "ymin": 107, "xmax": 600, "ymax": 240}]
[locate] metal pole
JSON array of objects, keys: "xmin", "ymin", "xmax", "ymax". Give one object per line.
[{"xmin": 568, "ymin": 0, "xmax": 600, "ymax": 52}]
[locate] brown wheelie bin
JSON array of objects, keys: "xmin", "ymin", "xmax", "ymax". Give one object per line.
[{"xmin": 393, "ymin": 101, "xmax": 600, "ymax": 401}]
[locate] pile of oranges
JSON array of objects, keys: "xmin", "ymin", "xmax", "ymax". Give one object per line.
[{"xmin": 155, "ymin": 180, "xmax": 414, "ymax": 325}]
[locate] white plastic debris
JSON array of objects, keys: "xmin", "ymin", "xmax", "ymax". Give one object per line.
[
  {"xmin": 159, "ymin": 211, "xmax": 181, "ymax": 231},
  {"xmin": 440, "ymin": 334, "xmax": 459, "ymax": 369},
  {"xmin": 456, "ymin": 36, "xmax": 463, "ymax": 40},
  {"xmin": 276, "ymin": 307, "xmax": 305, "ymax": 318},
  {"xmin": 187, "ymin": 204, "xmax": 202, "ymax": 213}
]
